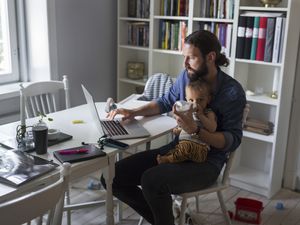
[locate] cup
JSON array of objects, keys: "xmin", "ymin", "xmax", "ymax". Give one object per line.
[{"xmin": 33, "ymin": 125, "xmax": 48, "ymax": 155}]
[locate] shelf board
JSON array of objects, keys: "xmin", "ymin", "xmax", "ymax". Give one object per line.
[
  {"xmin": 235, "ymin": 58, "xmax": 282, "ymax": 67},
  {"xmin": 119, "ymin": 45, "xmax": 149, "ymax": 51},
  {"xmin": 246, "ymin": 94, "xmax": 278, "ymax": 106},
  {"xmin": 230, "ymin": 166, "xmax": 269, "ymax": 189},
  {"xmin": 192, "ymin": 17, "xmax": 234, "ymax": 23},
  {"xmin": 119, "ymin": 17, "xmax": 150, "ymax": 22},
  {"xmin": 153, "ymin": 15, "xmax": 188, "ymax": 20},
  {"xmin": 239, "ymin": 6, "xmax": 288, "ymax": 12},
  {"xmin": 152, "ymin": 49, "xmax": 182, "ymax": 55},
  {"xmin": 119, "ymin": 78, "xmax": 146, "ymax": 86},
  {"xmin": 243, "ymin": 130, "xmax": 274, "ymax": 143}
]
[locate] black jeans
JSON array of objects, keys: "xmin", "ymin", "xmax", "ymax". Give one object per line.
[{"xmin": 100, "ymin": 142, "xmax": 220, "ymax": 225}]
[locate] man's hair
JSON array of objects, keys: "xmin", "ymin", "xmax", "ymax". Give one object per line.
[
  {"xmin": 184, "ymin": 30, "xmax": 229, "ymax": 67},
  {"xmin": 187, "ymin": 78, "xmax": 212, "ymax": 96}
]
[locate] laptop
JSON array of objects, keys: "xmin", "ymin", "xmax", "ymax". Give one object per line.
[{"xmin": 81, "ymin": 85, "xmax": 150, "ymax": 140}]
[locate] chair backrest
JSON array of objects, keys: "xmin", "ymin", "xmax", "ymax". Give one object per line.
[
  {"xmin": 20, "ymin": 75, "xmax": 70, "ymax": 118},
  {"xmin": 0, "ymin": 163, "xmax": 70, "ymax": 225},
  {"xmin": 221, "ymin": 103, "xmax": 250, "ymax": 186},
  {"xmin": 138, "ymin": 73, "xmax": 173, "ymax": 101}
]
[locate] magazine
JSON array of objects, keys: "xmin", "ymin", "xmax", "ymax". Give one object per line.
[{"xmin": 0, "ymin": 149, "xmax": 58, "ymax": 187}]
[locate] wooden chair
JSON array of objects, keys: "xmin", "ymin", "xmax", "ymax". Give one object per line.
[
  {"xmin": 176, "ymin": 104, "xmax": 250, "ymax": 225},
  {"xmin": 0, "ymin": 163, "xmax": 70, "ymax": 225},
  {"xmin": 20, "ymin": 75, "xmax": 70, "ymax": 118}
]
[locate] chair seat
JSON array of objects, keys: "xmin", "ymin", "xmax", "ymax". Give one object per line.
[{"xmin": 180, "ymin": 182, "xmax": 229, "ymax": 198}]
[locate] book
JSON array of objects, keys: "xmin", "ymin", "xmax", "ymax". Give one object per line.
[
  {"xmin": 244, "ymin": 16, "xmax": 254, "ymax": 59},
  {"xmin": 272, "ymin": 17, "xmax": 283, "ymax": 63},
  {"xmin": 236, "ymin": 15, "xmax": 246, "ymax": 59},
  {"xmin": 256, "ymin": 16, "xmax": 268, "ymax": 61},
  {"xmin": 264, "ymin": 17, "xmax": 276, "ymax": 62},
  {"xmin": 250, "ymin": 16, "xmax": 260, "ymax": 60},
  {"xmin": 53, "ymin": 145, "xmax": 106, "ymax": 163},
  {"xmin": 128, "ymin": 0, "xmax": 137, "ymax": 17},
  {"xmin": 0, "ymin": 149, "xmax": 58, "ymax": 187}
]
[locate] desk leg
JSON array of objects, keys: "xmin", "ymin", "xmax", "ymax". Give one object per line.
[{"xmin": 103, "ymin": 154, "xmax": 116, "ymax": 225}]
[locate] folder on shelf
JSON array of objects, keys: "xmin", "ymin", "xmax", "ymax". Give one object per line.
[
  {"xmin": 250, "ymin": 16, "xmax": 260, "ymax": 60},
  {"xmin": 236, "ymin": 15, "xmax": 246, "ymax": 59},
  {"xmin": 264, "ymin": 17, "xmax": 276, "ymax": 62},
  {"xmin": 256, "ymin": 17, "xmax": 268, "ymax": 61},
  {"xmin": 272, "ymin": 17, "xmax": 283, "ymax": 63},
  {"xmin": 244, "ymin": 16, "xmax": 254, "ymax": 59}
]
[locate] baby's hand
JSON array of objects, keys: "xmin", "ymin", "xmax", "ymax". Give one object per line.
[{"xmin": 172, "ymin": 127, "xmax": 182, "ymax": 136}]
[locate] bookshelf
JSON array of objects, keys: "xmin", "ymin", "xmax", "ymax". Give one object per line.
[{"xmin": 117, "ymin": 0, "xmax": 300, "ymax": 198}]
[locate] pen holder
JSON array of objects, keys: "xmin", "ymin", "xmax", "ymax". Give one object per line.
[{"xmin": 33, "ymin": 124, "xmax": 48, "ymax": 155}]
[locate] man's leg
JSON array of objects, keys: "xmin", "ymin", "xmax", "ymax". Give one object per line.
[
  {"xmin": 101, "ymin": 148, "xmax": 161, "ymax": 224},
  {"xmin": 141, "ymin": 161, "xmax": 220, "ymax": 225}
]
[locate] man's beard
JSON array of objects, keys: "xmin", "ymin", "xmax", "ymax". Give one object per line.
[{"xmin": 187, "ymin": 63, "xmax": 208, "ymax": 82}]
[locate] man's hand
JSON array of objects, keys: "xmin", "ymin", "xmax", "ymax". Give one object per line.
[
  {"xmin": 172, "ymin": 104, "xmax": 198, "ymax": 134},
  {"xmin": 106, "ymin": 108, "xmax": 136, "ymax": 120}
]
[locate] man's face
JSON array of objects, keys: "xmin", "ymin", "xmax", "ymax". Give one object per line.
[{"xmin": 182, "ymin": 44, "xmax": 208, "ymax": 81}]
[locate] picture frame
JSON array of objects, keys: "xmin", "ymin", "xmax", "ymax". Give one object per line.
[{"xmin": 127, "ymin": 62, "xmax": 144, "ymax": 80}]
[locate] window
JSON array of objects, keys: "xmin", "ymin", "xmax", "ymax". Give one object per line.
[{"xmin": 0, "ymin": 0, "xmax": 19, "ymax": 84}]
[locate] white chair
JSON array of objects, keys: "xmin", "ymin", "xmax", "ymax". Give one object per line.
[
  {"xmin": 20, "ymin": 75, "xmax": 70, "ymax": 118},
  {"xmin": 176, "ymin": 104, "xmax": 250, "ymax": 225},
  {"xmin": 0, "ymin": 163, "xmax": 70, "ymax": 225}
]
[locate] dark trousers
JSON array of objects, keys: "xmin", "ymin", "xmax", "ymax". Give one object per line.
[{"xmin": 100, "ymin": 142, "xmax": 220, "ymax": 225}]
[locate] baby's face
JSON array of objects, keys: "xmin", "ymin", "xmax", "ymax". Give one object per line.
[{"xmin": 185, "ymin": 87, "xmax": 210, "ymax": 110}]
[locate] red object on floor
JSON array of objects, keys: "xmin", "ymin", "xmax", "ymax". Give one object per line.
[{"xmin": 234, "ymin": 197, "xmax": 263, "ymax": 224}]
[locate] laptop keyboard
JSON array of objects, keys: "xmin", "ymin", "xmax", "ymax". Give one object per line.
[{"xmin": 101, "ymin": 120, "xmax": 129, "ymax": 136}]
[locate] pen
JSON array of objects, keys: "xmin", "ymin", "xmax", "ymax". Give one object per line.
[{"xmin": 58, "ymin": 149, "xmax": 89, "ymax": 155}]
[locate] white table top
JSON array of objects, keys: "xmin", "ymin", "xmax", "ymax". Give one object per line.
[{"xmin": 0, "ymin": 101, "xmax": 176, "ymax": 203}]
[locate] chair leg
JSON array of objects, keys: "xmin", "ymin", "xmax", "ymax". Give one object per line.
[
  {"xmin": 179, "ymin": 197, "xmax": 187, "ymax": 225},
  {"xmin": 138, "ymin": 216, "xmax": 144, "ymax": 225},
  {"xmin": 66, "ymin": 188, "xmax": 71, "ymax": 225},
  {"xmin": 195, "ymin": 196, "xmax": 200, "ymax": 213},
  {"xmin": 217, "ymin": 191, "xmax": 232, "ymax": 225}
]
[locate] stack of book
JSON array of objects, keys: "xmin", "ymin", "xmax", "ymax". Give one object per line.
[
  {"xmin": 127, "ymin": 22, "xmax": 149, "ymax": 47},
  {"xmin": 160, "ymin": 0, "xmax": 189, "ymax": 17},
  {"xmin": 198, "ymin": 0, "xmax": 235, "ymax": 19},
  {"xmin": 244, "ymin": 117, "xmax": 274, "ymax": 135},
  {"xmin": 198, "ymin": 22, "xmax": 232, "ymax": 57},
  {"xmin": 128, "ymin": 0, "xmax": 150, "ymax": 18},
  {"xmin": 236, "ymin": 11, "xmax": 286, "ymax": 63},
  {"xmin": 158, "ymin": 21, "xmax": 187, "ymax": 51}
]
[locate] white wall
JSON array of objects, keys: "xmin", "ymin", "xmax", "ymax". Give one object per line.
[{"xmin": 54, "ymin": 0, "xmax": 117, "ymax": 106}]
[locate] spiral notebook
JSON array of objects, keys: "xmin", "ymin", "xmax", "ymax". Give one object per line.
[{"xmin": 0, "ymin": 149, "xmax": 58, "ymax": 187}]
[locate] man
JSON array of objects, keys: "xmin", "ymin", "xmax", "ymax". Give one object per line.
[{"xmin": 101, "ymin": 30, "xmax": 246, "ymax": 225}]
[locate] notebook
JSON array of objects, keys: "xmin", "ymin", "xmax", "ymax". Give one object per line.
[
  {"xmin": 53, "ymin": 145, "xmax": 106, "ymax": 163},
  {"xmin": 0, "ymin": 149, "xmax": 58, "ymax": 187},
  {"xmin": 81, "ymin": 84, "xmax": 150, "ymax": 140}
]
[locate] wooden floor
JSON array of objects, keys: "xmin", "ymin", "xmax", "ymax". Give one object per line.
[{"xmin": 61, "ymin": 172, "xmax": 300, "ymax": 225}]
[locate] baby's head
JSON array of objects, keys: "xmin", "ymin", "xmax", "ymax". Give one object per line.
[{"xmin": 185, "ymin": 79, "xmax": 212, "ymax": 109}]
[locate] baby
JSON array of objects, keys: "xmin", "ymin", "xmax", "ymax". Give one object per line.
[{"xmin": 157, "ymin": 79, "xmax": 217, "ymax": 164}]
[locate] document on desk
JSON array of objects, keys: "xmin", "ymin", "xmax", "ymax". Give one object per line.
[{"xmin": 0, "ymin": 149, "xmax": 58, "ymax": 187}]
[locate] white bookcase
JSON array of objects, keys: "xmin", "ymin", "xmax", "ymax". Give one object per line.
[{"xmin": 117, "ymin": 0, "xmax": 300, "ymax": 198}]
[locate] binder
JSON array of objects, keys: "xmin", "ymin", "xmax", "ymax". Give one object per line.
[
  {"xmin": 264, "ymin": 17, "xmax": 276, "ymax": 62},
  {"xmin": 250, "ymin": 16, "xmax": 260, "ymax": 60},
  {"xmin": 256, "ymin": 17, "xmax": 268, "ymax": 61},
  {"xmin": 244, "ymin": 16, "xmax": 254, "ymax": 59},
  {"xmin": 236, "ymin": 15, "xmax": 246, "ymax": 59}
]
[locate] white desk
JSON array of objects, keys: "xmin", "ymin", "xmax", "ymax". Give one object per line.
[{"xmin": 0, "ymin": 101, "xmax": 176, "ymax": 224}]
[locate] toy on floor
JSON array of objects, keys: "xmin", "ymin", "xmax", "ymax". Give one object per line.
[{"xmin": 234, "ymin": 197, "xmax": 264, "ymax": 224}]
